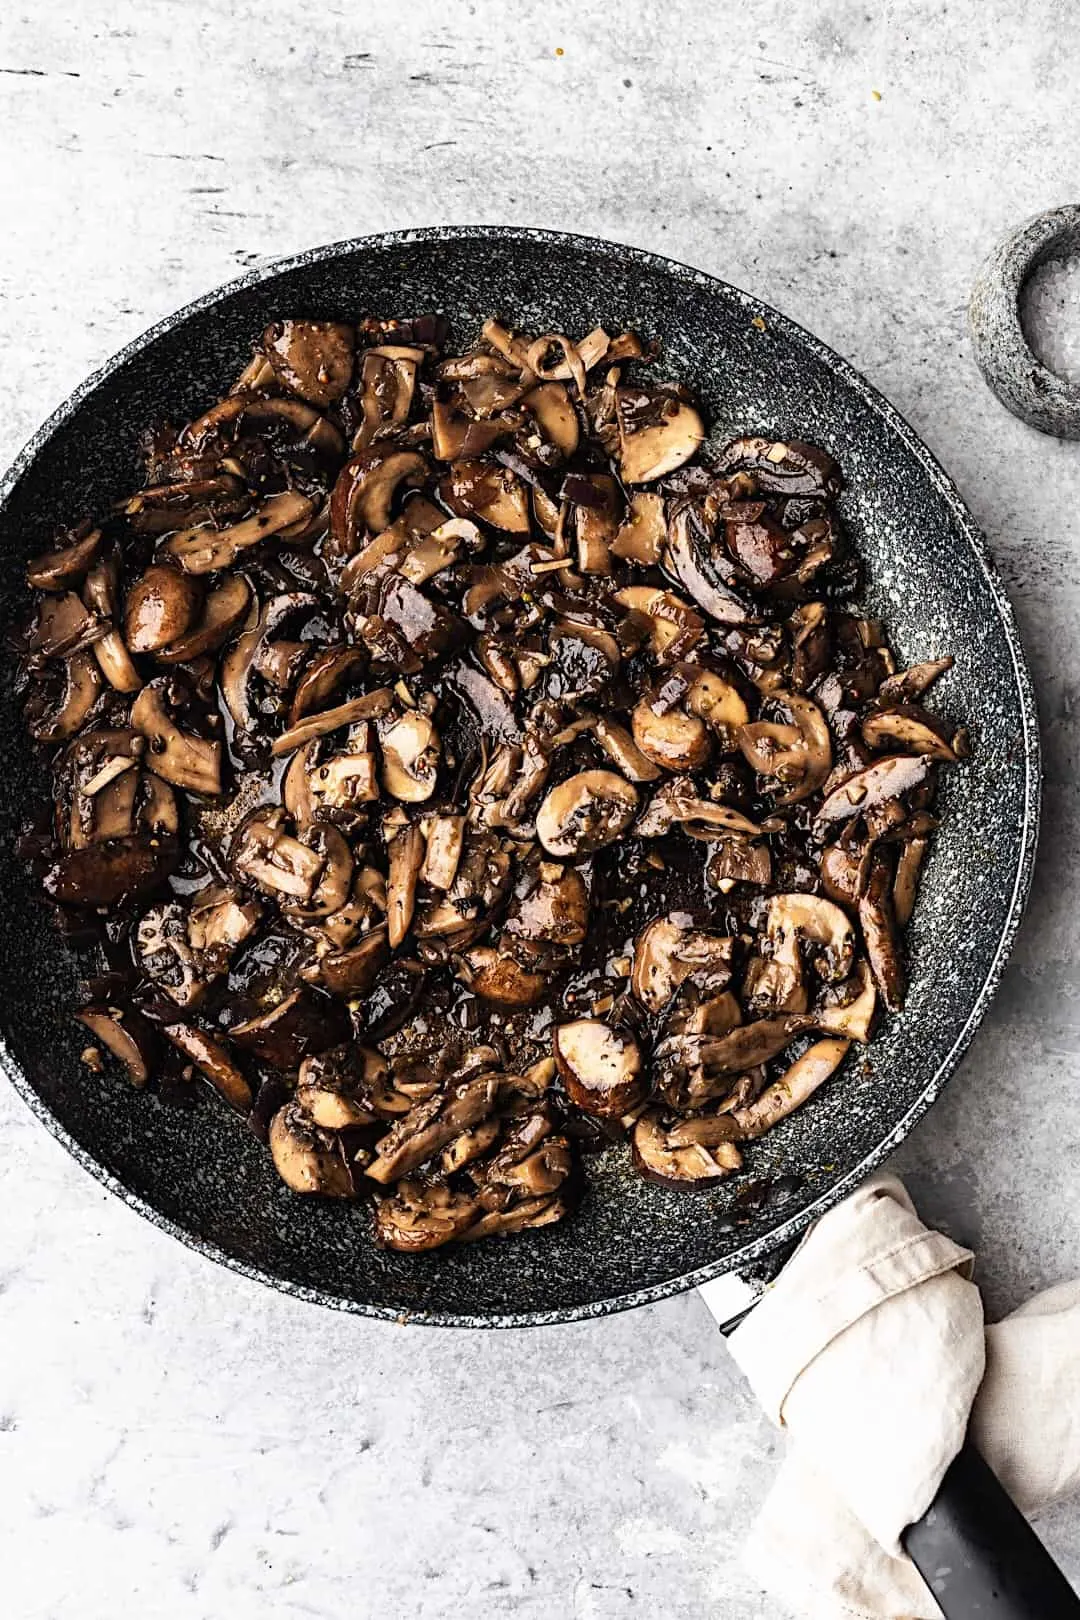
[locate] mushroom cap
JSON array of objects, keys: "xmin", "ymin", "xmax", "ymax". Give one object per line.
[{"xmin": 535, "ymin": 769, "xmax": 639, "ymax": 857}]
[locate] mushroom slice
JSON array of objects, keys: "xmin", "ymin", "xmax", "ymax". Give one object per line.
[
  {"xmin": 459, "ymin": 1192, "xmax": 569, "ymax": 1241},
  {"xmin": 816, "ymin": 755, "xmax": 932, "ymax": 826},
  {"xmin": 635, "ymin": 777, "xmax": 762, "ymax": 839},
  {"xmin": 296, "ymin": 1047, "xmax": 379, "ymax": 1129},
  {"xmin": 685, "ymin": 669, "xmax": 749, "ymax": 744},
  {"xmin": 665, "ymin": 504, "xmax": 757, "ymax": 626},
  {"xmin": 745, "ymin": 893, "xmax": 856, "ymax": 1015},
  {"xmin": 120, "ymin": 475, "xmax": 248, "ymax": 535},
  {"xmin": 124, "ymin": 565, "xmax": 202, "ymax": 653},
  {"xmin": 373, "ymin": 1180, "xmax": 481, "ymax": 1251},
  {"xmin": 554, "ymin": 1020, "xmax": 644, "ymax": 1118},
  {"xmin": 30, "ymin": 649, "xmax": 103, "ymax": 741},
  {"xmin": 43, "ymin": 834, "xmax": 178, "ymax": 908},
  {"xmin": 593, "ymin": 717, "xmax": 662, "ymax": 782},
  {"xmin": 156, "ymin": 574, "xmax": 251, "ymax": 663},
  {"xmin": 893, "ymin": 836, "xmax": 930, "ymax": 928},
  {"xmin": 441, "ymin": 1118, "xmax": 504, "ymax": 1174},
  {"xmin": 613, "ymin": 585, "xmax": 705, "ymax": 658},
  {"xmin": 861, "ymin": 703, "xmax": 969, "ymax": 763},
  {"xmin": 715, "ymin": 436, "xmax": 842, "ymax": 498},
  {"xmin": 610, "ymin": 492, "xmax": 666, "ymax": 565},
  {"xmin": 458, "ymin": 946, "xmax": 549, "ymax": 1007},
  {"xmin": 731, "ymin": 1038, "xmax": 851, "ymax": 1140},
  {"xmin": 535, "ymin": 770, "xmax": 639, "ymax": 858},
  {"xmin": 271, "ymin": 689, "xmax": 395, "ymax": 758},
  {"xmin": 630, "ymin": 917, "xmax": 736, "ymax": 1014},
  {"xmin": 186, "ymin": 884, "xmax": 262, "ymax": 960},
  {"xmin": 229, "ymin": 987, "xmax": 349, "ymax": 1070},
  {"xmin": 231, "ymin": 812, "xmax": 324, "ymax": 904},
  {"xmin": 27, "ymin": 527, "xmax": 102, "ymax": 590},
  {"xmin": 262, "ymin": 319, "xmax": 355, "ymax": 406},
  {"xmin": 333, "ymin": 448, "xmax": 429, "ymax": 543},
  {"xmin": 181, "ymin": 393, "xmax": 343, "ymax": 456},
  {"xmin": 163, "ymin": 489, "xmax": 315, "ymax": 574},
  {"xmin": 380, "ymin": 711, "xmax": 441, "ymax": 803},
  {"xmin": 421, "ymin": 814, "xmax": 466, "ymax": 890},
  {"xmin": 354, "ymin": 348, "xmax": 421, "ymax": 448},
  {"xmin": 707, "ymin": 838, "xmax": 773, "ymax": 890},
  {"xmin": 858, "ymin": 849, "xmax": 906, "ymax": 1012},
  {"xmin": 631, "ymin": 693, "xmax": 711, "ymax": 771},
  {"xmin": 439, "ymin": 460, "xmax": 531, "ymax": 532},
  {"xmin": 28, "ymin": 590, "xmax": 107, "ymax": 658},
  {"xmin": 504, "ymin": 862, "xmax": 590, "ymax": 951},
  {"xmin": 523, "ymin": 381, "xmax": 579, "ymax": 456},
  {"xmin": 317, "ymin": 927, "xmax": 391, "ymax": 997},
  {"xmin": 75, "ymin": 1006, "xmax": 156, "ymax": 1087},
  {"xmin": 286, "ymin": 647, "xmax": 366, "ymax": 724},
  {"xmin": 269, "ymin": 1102, "xmax": 356, "ymax": 1197},
  {"xmin": 631, "ymin": 1111, "xmax": 743, "ymax": 1186},
  {"xmin": 879, "ymin": 657, "xmax": 954, "ymax": 703},
  {"xmin": 386, "ymin": 823, "xmax": 425, "ymax": 948},
  {"xmin": 164, "ymin": 1022, "xmax": 253, "ymax": 1112},
  {"xmin": 282, "ymin": 826, "xmax": 354, "ymax": 921},
  {"xmin": 814, "ymin": 958, "xmax": 878, "ymax": 1042},
  {"xmin": 366, "ymin": 1071, "xmax": 502, "ymax": 1184},
  {"xmin": 131, "ymin": 683, "xmax": 223, "ymax": 796},
  {"xmin": 616, "ymin": 388, "xmax": 704, "ymax": 483},
  {"xmin": 674, "ymin": 1015, "xmax": 810, "ymax": 1078},
  {"xmin": 739, "ymin": 689, "xmax": 832, "ymax": 806}
]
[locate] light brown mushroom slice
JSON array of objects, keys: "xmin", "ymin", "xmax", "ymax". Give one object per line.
[
  {"xmin": 631, "ymin": 697, "xmax": 712, "ymax": 771},
  {"xmin": 316, "ymin": 926, "xmax": 391, "ymax": 997},
  {"xmin": 879, "ymin": 657, "xmax": 954, "ymax": 703},
  {"xmin": 593, "ymin": 717, "xmax": 662, "ymax": 782},
  {"xmin": 686, "ymin": 671, "xmax": 750, "ymax": 741},
  {"xmin": 421, "ymin": 814, "xmax": 466, "ymax": 889},
  {"xmin": 631, "ymin": 1112, "xmax": 743, "ymax": 1186},
  {"xmin": 156, "ymin": 574, "xmax": 252, "ymax": 664},
  {"xmin": 163, "ymin": 489, "xmax": 315, "ymax": 574},
  {"xmin": 522, "ymin": 381, "xmax": 579, "ymax": 456},
  {"xmin": 739, "ymin": 689, "xmax": 832, "ymax": 806},
  {"xmin": 861, "ymin": 704, "xmax": 968, "ymax": 762},
  {"xmin": 271, "ymin": 689, "xmax": 395, "ymax": 757},
  {"xmin": 131, "ymin": 686, "xmax": 222, "ymax": 796},
  {"xmin": 164, "ymin": 1022, "xmax": 253, "ymax": 1112},
  {"xmin": 124, "ymin": 565, "xmax": 202, "ymax": 653},
  {"xmin": 232, "ymin": 812, "xmax": 324, "ymax": 901},
  {"xmin": 75, "ymin": 1008, "xmax": 155, "ymax": 1087},
  {"xmin": 283, "ymin": 826, "xmax": 354, "ymax": 921},
  {"xmin": 269, "ymin": 1103, "xmax": 356, "ymax": 1197},
  {"xmin": 386, "ymin": 823, "xmax": 425, "ymax": 949},
  {"xmin": 31, "ymin": 650, "xmax": 103, "ymax": 741},
  {"xmin": 459, "ymin": 946, "xmax": 549, "ymax": 1007},
  {"xmin": 893, "ymin": 836, "xmax": 930, "ymax": 928},
  {"xmin": 440, "ymin": 460, "xmax": 531, "ymax": 533},
  {"xmin": 613, "ymin": 585, "xmax": 705, "ymax": 658},
  {"xmin": 352, "ymin": 449, "xmax": 429, "ymax": 535},
  {"xmin": 814, "ymin": 958, "xmax": 878, "ymax": 1042},
  {"xmin": 617, "ymin": 392, "xmax": 704, "ymax": 484},
  {"xmin": 535, "ymin": 769, "xmax": 639, "ymax": 857},
  {"xmin": 553, "ymin": 1020, "xmax": 644, "ymax": 1119},
  {"xmin": 263, "ymin": 319, "xmax": 355, "ymax": 406},
  {"xmin": 295, "ymin": 1049, "xmax": 378, "ymax": 1130},
  {"xmin": 610, "ymin": 493, "xmax": 666, "ymax": 565},
  {"xmin": 380, "ymin": 711, "xmax": 441, "ymax": 803},
  {"xmin": 731, "ymin": 1038, "xmax": 851, "ymax": 1140},
  {"xmin": 634, "ymin": 777, "xmax": 763, "ymax": 839},
  {"xmin": 27, "ymin": 527, "xmax": 103, "ymax": 590},
  {"xmin": 630, "ymin": 917, "xmax": 735, "ymax": 1013},
  {"xmin": 816, "ymin": 755, "xmax": 932, "ymax": 826}
]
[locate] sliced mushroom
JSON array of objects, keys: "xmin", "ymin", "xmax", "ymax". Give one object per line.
[
  {"xmin": 458, "ymin": 1191, "xmax": 569, "ymax": 1240},
  {"xmin": 164, "ymin": 1021, "xmax": 253, "ymax": 1112},
  {"xmin": 131, "ymin": 683, "xmax": 222, "ymax": 796},
  {"xmin": 616, "ymin": 388, "xmax": 704, "ymax": 483},
  {"xmin": 156, "ymin": 574, "xmax": 251, "ymax": 664},
  {"xmin": 269, "ymin": 1102, "xmax": 356, "ymax": 1196},
  {"xmin": 28, "ymin": 590, "xmax": 107, "ymax": 658},
  {"xmin": 373, "ymin": 1180, "xmax": 481, "ymax": 1251},
  {"xmin": 745, "ymin": 893, "xmax": 855, "ymax": 1015},
  {"xmin": 816, "ymin": 755, "xmax": 932, "ymax": 826},
  {"xmin": 380, "ymin": 711, "xmax": 440, "ymax": 803},
  {"xmin": 665, "ymin": 504, "xmax": 757, "ymax": 626},
  {"xmin": 30, "ymin": 650, "xmax": 103, "ymax": 741},
  {"xmin": 879, "ymin": 657, "xmax": 954, "ymax": 703},
  {"xmin": 715, "ymin": 436, "xmax": 841, "ymax": 497},
  {"xmin": 459, "ymin": 945, "xmax": 549, "ymax": 1007},
  {"xmin": 861, "ymin": 703, "xmax": 969, "ymax": 762},
  {"xmin": 593, "ymin": 716, "xmax": 662, "ymax": 782},
  {"xmin": 613, "ymin": 584, "xmax": 705, "ymax": 658},
  {"xmin": 386, "ymin": 823, "xmax": 425, "ymax": 948},
  {"xmin": 163, "ymin": 489, "xmax": 315, "ymax": 574},
  {"xmin": 317, "ymin": 926, "xmax": 391, "ymax": 997},
  {"xmin": 610, "ymin": 492, "xmax": 666, "ymax": 565},
  {"xmin": 858, "ymin": 849, "xmax": 906, "ymax": 1012},
  {"xmin": 263, "ymin": 319, "xmax": 355, "ymax": 406},
  {"xmin": 814, "ymin": 958, "xmax": 877, "ymax": 1042},
  {"xmin": 366, "ymin": 1072, "xmax": 501, "ymax": 1184},
  {"xmin": 504, "ymin": 862, "xmax": 590, "ymax": 951},
  {"xmin": 229, "ymin": 986, "xmax": 349, "ymax": 1070},
  {"xmin": 281, "ymin": 826, "xmax": 354, "ymax": 921},
  {"xmin": 421, "ymin": 814, "xmax": 466, "ymax": 890},
  {"xmin": 631, "ymin": 694, "xmax": 711, "ymax": 771},
  {"xmin": 535, "ymin": 770, "xmax": 639, "ymax": 857},
  {"xmin": 43, "ymin": 833, "xmax": 178, "ymax": 907},
  {"xmin": 124, "ymin": 565, "xmax": 202, "ymax": 653},
  {"xmin": 523, "ymin": 381, "xmax": 579, "ymax": 456},
  {"xmin": 707, "ymin": 838, "xmax": 773, "ymax": 889},
  {"xmin": 554, "ymin": 1020, "xmax": 644, "ymax": 1118},
  {"xmin": 739, "ymin": 689, "xmax": 831, "ymax": 805},
  {"xmin": 27, "ymin": 527, "xmax": 102, "ymax": 590},
  {"xmin": 630, "ymin": 917, "xmax": 735, "ymax": 1014},
  {"xmin": 295, "ymin": 1047, "xmax": 379, "ymax": 1129},
  {"xmin": 270, "ymin": 689, "xmax": 395, "ymax": 757},
  {"xmin": 440, "ymin": 460, "xmax": 531, "ymax": 532},
  {"xmin": 75, "ymin": 1007, "xmax": 157, "ymax": 1087},
  {"xmin": 631, "ymin": 1111, "xmax": 743, "ymax": 1186},
  {"xmin": 685, "ymin": 669, "xmax": 749, "ymax": 744},
  {"xmin": 893, "ymin": 836, "xmax": 929, "ymax": 928},
  {"xmin": 731, "ymin": 1038, "xmax": 851, "ymax": 1139},
  {"xmin": 635, "ymin": 777, "xmax": 762, "ymax": 839}
]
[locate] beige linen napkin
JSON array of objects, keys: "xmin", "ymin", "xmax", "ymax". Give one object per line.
[{"xmin": 727, "ymin": 1174, "xmax": 1080, "ymax": 1619}]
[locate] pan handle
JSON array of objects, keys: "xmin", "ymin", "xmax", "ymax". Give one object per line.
[
  {"xmin": 902, "ymin": 1440, "xmax": 1080, "ymax": 1619},
  {"xmin": 697, "ymin": 1282, "xmax": 1080, "ymax": 1617}
]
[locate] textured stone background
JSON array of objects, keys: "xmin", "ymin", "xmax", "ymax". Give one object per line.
[{"xmin": 2, "ymin": 3, "xmax": 1079, "ymax": 1615}]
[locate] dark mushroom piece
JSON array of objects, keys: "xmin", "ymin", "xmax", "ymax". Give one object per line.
[
  {"xmin": 26, "ymin": 527, "xmax": 102, "ymax": 590},
  {"xmin": 229, "ymin": 986, "xmax": 349, "ymax": 1070},
  {"xmin": 43, "ymin": 833, "xmax": 178, "ymax": 908},
  {"xmin": 861, "ymin": 703, "xmax": 969, "ymax": 762},
  {"xmin": 535, "ymin": 770, "xmax": 639, "ymax": 858},
  {"xmin": 75, "ymin": 1007, "xmax": 157, "ymax": 1087},
  {"xmin": 554, "ymin": 1020, "xmax": 644, "ymax": 1119},
  {"xmin": 131, "ymin": 683, "xmax": 223, "ymax": 796},
  {"xmin": 632, "ymin": 1111, "xmax": 743, "ymax": 1186},
  {"xmin": 124, "ymin": 565, "xmax": 202, "ymax": 653},
  {"xmin": 262, "ymin": 319, "xmax": 355, "ymax": 406},
  {"xmin": 630, "ymin": 917, "xmax": 735, "ymax": 1014},
  {"xmin": 858, "ymin": 848, "xmax": 907, "ymax": 1012},
  {"xmin": 296, "ymin": 1047, "xmax": 379, "ymax": 1129},
  {"xmin": 373, "ymin": 1181, "xmax": 481, "ymax": 1251},
  {"xmin": 163, "ymin": 1022, "xmax": 252, "ymax": 1112},
  {"xmin": 816, "ymin": 755, "xmax": 932, "ymax": 826},
  {"xmin": 269, "ymin": 1102, "xmax": 357, "ymax": 1197}
]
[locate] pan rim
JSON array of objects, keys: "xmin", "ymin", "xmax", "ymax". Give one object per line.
[{"xmin": 0, "ymin": 225, "xmax": 1041, "ymax": 1328}]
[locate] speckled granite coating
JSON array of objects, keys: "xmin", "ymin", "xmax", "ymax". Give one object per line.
[
  {"xmin": 0, "ymin": 226, "xmax": 1039, "ymax": 1325},
  {"xmin": 2, "ymin": 4, "xmax": 1079, "ymax": 1615}
]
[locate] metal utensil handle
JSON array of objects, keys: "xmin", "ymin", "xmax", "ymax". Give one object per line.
[{"xmin": 903, "ymin": 1440, "xmax": 1080, "ymax": 1619}]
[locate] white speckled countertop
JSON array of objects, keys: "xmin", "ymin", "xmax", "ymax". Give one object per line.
[{"xmin": 2, "ymin": 4, "xmax": 1080, "ymax": 1614}]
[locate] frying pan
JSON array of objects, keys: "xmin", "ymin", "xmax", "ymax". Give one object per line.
[{"xmin": 0, "ymin": 228, "xmax": 1060, "ymax": 1613}]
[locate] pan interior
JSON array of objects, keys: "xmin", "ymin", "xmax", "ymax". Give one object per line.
[{"xmin": 0, "ymin": 229, "xmax": 1037, "ymax": 1324}]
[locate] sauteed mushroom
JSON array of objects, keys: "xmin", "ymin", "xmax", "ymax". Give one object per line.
[{"xmin": 20, "ymin": 306, "xmax": 967, "ymax": 1250}]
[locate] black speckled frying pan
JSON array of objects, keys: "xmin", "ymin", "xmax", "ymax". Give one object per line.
[{"xmin": 0, "ymin": 228, "xmax": 1040, "ymax": 1331}]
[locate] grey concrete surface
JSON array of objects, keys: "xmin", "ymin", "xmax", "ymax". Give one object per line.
[{"xmin": 1, "ymin": 3, "xmax": 1079, "ymax": 1615}]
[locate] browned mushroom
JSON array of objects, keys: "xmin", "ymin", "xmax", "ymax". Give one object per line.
[
  {"xmin": 878, "ymin": 657, "xmax": 954, "ymax": 703},
  {"xmin": 858, "ymin": 849, "xmax": 906, "ymax": 1012},
  {"xmin": 124, "ymin": 565, "xmax": 202, "ymax": 653},
  {"xmin": 75, "ymin": 1006, "xmax": 157, "ymax": 1087},
  {"xmin": 861, "ymin": 703, "xmax": 969, "ymax": 762},
  {"xmin": 379, "ymin": 711, "xmax": 441, "ymax": 802},
  {"xmin": 229, "ymin": 986, "xmax": 349, "ymax": 1070},
  {"xmin": 27, "ymin": 527, "xmax": 102, "ymax": 590},
  {"xmin": 634, "ymin": 777, "xmax": 762, "ymax": 840},
  {"xmin": 535, "ymin": 770, "xmax": 639, "ymax": 857},
  {"xmin": 631, "ymin": 693, "xmax": 712, "ymax": 771},
  {"xmin": 440, "ymin": 459, "xmax": 531, "ymax": 532},
  {"xmin": 814, "ymin": 958, "xmax": 878, "ymax": 1041},
  {"xmin": 263, "ymin": 319, "xmax": 355, "ymax": 406},
  {"xmin": 610, "ymin": 492, "xmax": 666, "ymax": 565},
  {"xmin": 164, "ymin": 1021, "xmax": 252, "ymax": 1112},
  {"xmin": 616, "ymin": 388, "xmax": 704, "ymax": 483},
  {"xmin": 739, "ymin": 689, "xmax": 832, "ymax": 805},
  {"xmin": 163, "ymin": 489, "xmax": 316, "ymax": 573},
  {"xmin": 745, "ymin": 893, "xmax": 856, "ymax": 1016},
  {"xmin": 131, "ymin": 683, "xmax": 222, "ymax": 796},
  {"xmin": 893, "ymin": 836, "xmax": 929, "ymax": 927},
  {"xmin": 373, "ymin": 1180, "xmax": 481, "ymax": 1250},
  {"xmin": 30, "ymin": 650, "xmax": 103, "ymax": 741},
  {"xmin": 386, "ymin": 823, "xmax": 425, "ymax": 948},
  {"xmin": 296, "ymin": 1047, "xmax": 379, "ymax": 1129},
  {"xmin": 458, "ymin": 945, "xmax": 549, "ymax": 1007},
  {"xmin": 504, "ymin": 862, "xmax": 589, "ymax": 951},
  {"xmin": 731, "ymin": 1037, "xmax": 851, "ymax": 1139},
  {"xmin": 715, "ymin": 436, "xmax": 841, "ymax": 497},
  {"xmin": 631, "ymin": 1111, "xmax": 743, "ymax": 1186},
  {"xmin": 156, "ymin": 574, "xmax": 251, "ymax": 664},
  {"xmin": 269, "ymin": 1102, "xmax": 356, "ymax": 1197},
  {"xmin": 43, "ymin": 833, "xmax": 178, "ymax": 907},
  {"xmin": 816, "ymin": 755, "xmax": 932, "ymax": 825},
  {"xmin": 554, "ymin": 1020, "xmax": 644, "ymax": 1118},
  {"xmin": 630, "ymin": 917, "xmax": 735, "ymax": 1014},
  {"xmin": 365, "ymin": 1071, "xmax": 502, "ymax": 1184}
]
